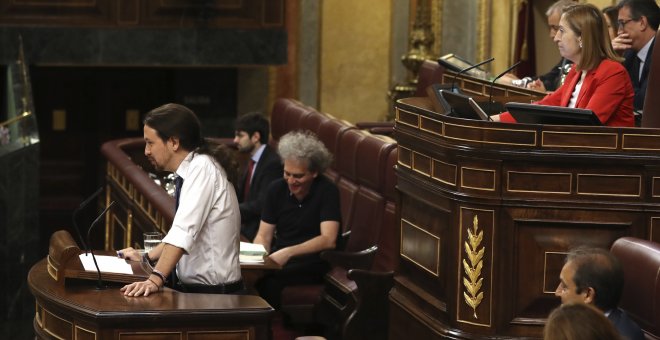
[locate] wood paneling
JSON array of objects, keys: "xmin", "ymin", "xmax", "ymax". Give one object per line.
[
  {"xmin": 0, "ymin": 0, "xmax": 284, "ymax": 28},
  {"xmin": 391, "ymin": 96, "xmax": 660, "ymax": 339}
]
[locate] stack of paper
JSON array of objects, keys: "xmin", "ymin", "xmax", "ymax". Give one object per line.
[{"xmin": 239, "ymin": 242, "xmax": 268, "ymax": 263}]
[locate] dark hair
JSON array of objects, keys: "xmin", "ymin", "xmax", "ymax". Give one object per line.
[
  {"xmin": 603, "ymin": 6, "xmax": 620, "ymax": 32},
  {"xmin": 234, "ymin": 111, "xmax": 269, "ymax": 145},
  {"xmin": 618, "ymin": 0, "xmax": 660, "ymax": 30},
  {"xmin": 544, "ymin": 303, "xmax": 622, "ymax": 340},
  {"xmin": 144, "ymin": 103, "xmax": 239, "ymax": 185},
  {"xmin": 565, "ymin": 247, "xmax": 624, "ymax": 311}
]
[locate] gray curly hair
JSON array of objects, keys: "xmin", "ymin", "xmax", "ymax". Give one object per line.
[{"xmin": 278, "ymin": 130, "xmax": 333, "ymax": 173}]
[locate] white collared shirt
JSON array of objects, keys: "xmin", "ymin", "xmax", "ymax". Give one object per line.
[
  {"xmin": 636, "ymin": 37, "xmax": 655, "ymax": 81},
  {"xmin": 162, "ymin": 151, "xmax": 242, "ymax": 285},
  {"xmin": 249, "ymin": 144, "xmax": 267, "ymax": 184},
  {"xmin": 568, "ymin": 70, "xmax": 587, "ymax": 108}
]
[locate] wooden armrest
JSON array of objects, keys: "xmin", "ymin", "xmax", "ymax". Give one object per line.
[
  {"xmin": 320, "ymin": 245, "xmax": 377, "ymax": 270},
  {"xmin": 343, "ymin": 269, "xmax": 395, "ymax": 339}
]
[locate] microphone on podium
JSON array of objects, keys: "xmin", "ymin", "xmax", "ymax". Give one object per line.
[
  {"xmin": 72, "ymin": 187, "xmax": 104, "ymax": 250},
  {"xmin": 85, "ymin": 201, "xmax": 116, "ymax": 290},
  {"xmin": 489, "ymin": 60, "xmax": 522, "ymax": 116},
  {"xmin": 449, "ymin": 57, "xmax": 495, "ymax": 93}
]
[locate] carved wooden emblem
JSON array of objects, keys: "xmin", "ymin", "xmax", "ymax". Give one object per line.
[{"xmin": 462, "ymin": 215, "xmax": 484, "ymax": 318}]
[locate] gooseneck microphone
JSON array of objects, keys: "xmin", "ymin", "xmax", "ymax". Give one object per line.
[
  {"xmin": 489, "ymin": 60, "xmax": 522, "ymax": 116},
  {"xmin": 449, "ymin": 57, "xmax": 495, "ymax": 93},
  {"xmin": 85, "ymin": 201, "xmax": 116, "ymax": 290},
  {"xmin": 72, "ymin": 187, "xmax": 104, "ymax": 250}
]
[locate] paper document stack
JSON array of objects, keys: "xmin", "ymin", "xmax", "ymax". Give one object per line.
[{"xmin": 239, "ymin": 242, "xmax": 268, "ymax": 263}]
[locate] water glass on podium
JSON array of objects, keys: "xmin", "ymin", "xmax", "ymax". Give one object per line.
[{"xmin": 143, "ymin": 231, "xmax": 163, "ymax": 252}]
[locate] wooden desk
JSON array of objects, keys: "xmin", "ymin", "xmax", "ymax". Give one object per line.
[
  {"xmin": 390, "ymin": 97, "xmax": 660, "ymax": 339},
  {"xmin": 29, "ymin": 259, "xmax": 274, "ymax": 340}
]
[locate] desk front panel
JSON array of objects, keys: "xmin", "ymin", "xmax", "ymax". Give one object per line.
[
  {"xmin": 391, "ymin": 97, "xmax": 660, "ymax": 339},
  {"xmin": 29, "ymin": 259, "xmax": 273, "ymax": 340}
]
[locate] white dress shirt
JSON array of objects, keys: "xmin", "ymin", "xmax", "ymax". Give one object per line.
[{"xmin": 162, "ymin": 151, "xmax": 242, "ymax": 285}]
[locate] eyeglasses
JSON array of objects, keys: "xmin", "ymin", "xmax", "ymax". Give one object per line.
[{"xmin": 617, "ymin": 18, "xmax": 638, "ymax": 28}]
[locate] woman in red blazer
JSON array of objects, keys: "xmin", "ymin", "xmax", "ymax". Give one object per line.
[{"xmin": 496, "ymin": 3, "xmax": 634, "ymax": 127}]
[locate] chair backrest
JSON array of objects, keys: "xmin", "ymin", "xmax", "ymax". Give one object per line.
[
  {"xmin": 318, "ymin": 119, "xmax": 355, "ymax": 184},
  {"xmin": 270, "ymin": 98, "xmax": 295, "ymax": 141},
  {"xmin": 610, "ymin": 237, "xmax": 660, "ymax": 338},
  {"xmin": 641, "ymin": 29, "xmax": 660, "ymax": 128},
  {"xmin": 415, "ymin": 59, "xmax": 446, "ymax": 97}
]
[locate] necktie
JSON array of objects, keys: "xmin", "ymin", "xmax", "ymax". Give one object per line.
[
  {"xmin": 632, "ymin": 56, "xmax": 641, "ymax": 84},
  {"xmin": 171, "ymin": 175, "xmax": 184, "ymax": 287},
  {"xmin": 243, "ymin": 160, "xmax": 255, "ymax": 200},
  {"xmin": 174, "ymin": 176, "xmax": 184, "ymax": 211}
]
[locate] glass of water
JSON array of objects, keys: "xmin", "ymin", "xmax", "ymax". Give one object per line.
[{"xmin": 143, "ymin": 231, "xmax": 163, "ymax": 252}]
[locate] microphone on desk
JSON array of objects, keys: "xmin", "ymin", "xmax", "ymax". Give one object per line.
[
  {"xmin": 489, "ymin": 60, "xmax": 522, "ymax": 116},
  {"xmin": 72, "ymin": 187, "xmax": 104, "ymax": 250},
  {"xmin": 85, "ymin": 201, "xmax": 116, "ymax": 290},
  {"xmin": 449, "ymin": 57, "xmax": 495, "ymax": 93}
]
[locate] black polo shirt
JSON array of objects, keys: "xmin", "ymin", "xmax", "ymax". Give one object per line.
[{"xmin": 261, "ymin": 176, "xmax": 341, "ymax": 255}]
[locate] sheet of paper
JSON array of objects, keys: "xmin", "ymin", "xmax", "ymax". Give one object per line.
[{"xmin": 79, "ymin": 254, "xmax": 134, "ymax": 275}]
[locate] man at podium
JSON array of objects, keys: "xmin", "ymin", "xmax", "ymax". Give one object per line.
[{"xmin": 119, "ymin": 103, "xmax": 243, "ymax": 296}]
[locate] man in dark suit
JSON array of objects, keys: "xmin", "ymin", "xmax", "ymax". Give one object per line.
[
  {"xmin": 234, "ymin": 112, "xmax": 282, "ymax": 241},
  {"xmin": 555, "ymin": 247, "xmax": 644, "ymax": 340},
  {"xmin": 613, "ymin": 0, "xmax": 659, "ymax": 112}
]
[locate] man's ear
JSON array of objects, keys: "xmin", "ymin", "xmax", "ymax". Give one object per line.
[
  {"xmin": 251, "ymin": 131, "xmax": 262, "ymax": 144},
  {"xmin": 169, "ymin": 136, "xmax": 181, "ymax": 151},
  {"xmin": 640, "ymin": 15, "xmax": 649, "ymax": 31},
  {"xmin": 583, "ymin": 287, "xmax": 596, "ymax": 305}
]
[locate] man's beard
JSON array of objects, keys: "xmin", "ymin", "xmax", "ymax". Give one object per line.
[
  {"xmin": 149, "ymin": 157, "xmax": 163, "ymax": 171},
  {"xmin": 238, "ymin": 143, "xmax": 254, "ymax": 154}
]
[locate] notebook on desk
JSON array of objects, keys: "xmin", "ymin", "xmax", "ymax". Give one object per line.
[{"xmin": 505, "ymin": 102, "xmax": 602, "ymax": 126}]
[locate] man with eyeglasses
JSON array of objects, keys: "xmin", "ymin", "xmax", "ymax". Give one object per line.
[{"xmin": 612, "ymin": 0, "xmax": 659, "ymax": 113}]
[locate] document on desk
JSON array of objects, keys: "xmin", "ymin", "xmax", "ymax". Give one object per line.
[
  {"xmin": 240, "ymin": 242, "xmax": 268, "ymax": 263},
  {"xmin": 78, "ymin": 254, "xmax": 134, "ymax": 274}
]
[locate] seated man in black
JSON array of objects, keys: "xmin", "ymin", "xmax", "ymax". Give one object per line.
[
  {"xmin": 555, "ymin": 247, "xmax": 644, "ymax": 340},
  {"xmin": 234, "ymin": 112, "xmax": 282, "ymax": 241},
  {"xmin": 253, "ymin": 130, "xmax": 340, "ymax": 309}
]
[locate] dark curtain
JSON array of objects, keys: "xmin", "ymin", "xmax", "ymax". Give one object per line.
[{"xmin": 513, "ymin": 0, "xmax": 536, "ymax": 77}]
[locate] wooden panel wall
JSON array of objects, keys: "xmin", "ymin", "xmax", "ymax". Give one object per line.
[{"xmin": 0, "ymin": 0, "xmax": 284, "ymax": 28}]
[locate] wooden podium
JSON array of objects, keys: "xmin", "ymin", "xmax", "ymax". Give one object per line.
[
  {"xmin": 30, "ymin": 231, "xmax": 274, "ymax": 340},
  {"xmin": 389, "ymin": 96, "xmax": 660, "ymax": 339}
]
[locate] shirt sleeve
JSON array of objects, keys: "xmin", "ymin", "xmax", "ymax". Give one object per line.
[{"xmin": 163, "ymin": 158, "xmax": 218, "ymax": 253}]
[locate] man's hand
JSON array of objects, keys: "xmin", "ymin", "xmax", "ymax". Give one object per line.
[
  {"xmin": 120, "ymin": 279, "xmax": 160, "ymax": 297},
  {"xmin": 268, "ymin": 248, "xmax": 293, "ymax": 266},
  {"xmin": 612, "ymin": 33, "xmax": 632, "ymax": 52},
  {"xmin": 527, "ymin": 79, "xmax": 547, "ymax": 92},
  {"xmin": 116, "ymin": 247, "xmax": 141, "ymax": 261}
]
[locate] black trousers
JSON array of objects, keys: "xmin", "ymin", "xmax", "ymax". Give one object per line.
[{"xmin": 256, "ymin": 259, "xmax": 329, "ymax": 309}]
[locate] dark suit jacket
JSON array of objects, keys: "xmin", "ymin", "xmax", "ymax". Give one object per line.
[
  {"xmin": 623, "ymin": 38, "xmax": 655, "ymax": 111},
  {"xmin": 236, "ymin": 145, "xmax": 282, "ymax": 241},
  {"xmin": 607, "ymin": 308, "xmax": 645, "ymax": 340},
  {"xmin": 538, "ymin": 58, "xmax": 572, "ymax": 91}
]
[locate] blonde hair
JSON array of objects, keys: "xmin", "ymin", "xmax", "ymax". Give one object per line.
[{"xmin": 562, "ymin": 3, "xmax": 623, "ymax": 71}]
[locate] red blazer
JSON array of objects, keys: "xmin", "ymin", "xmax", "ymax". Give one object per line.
[{"xmin": 501, "ymin": 59, "xmax": 634, "ymax": 126}]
